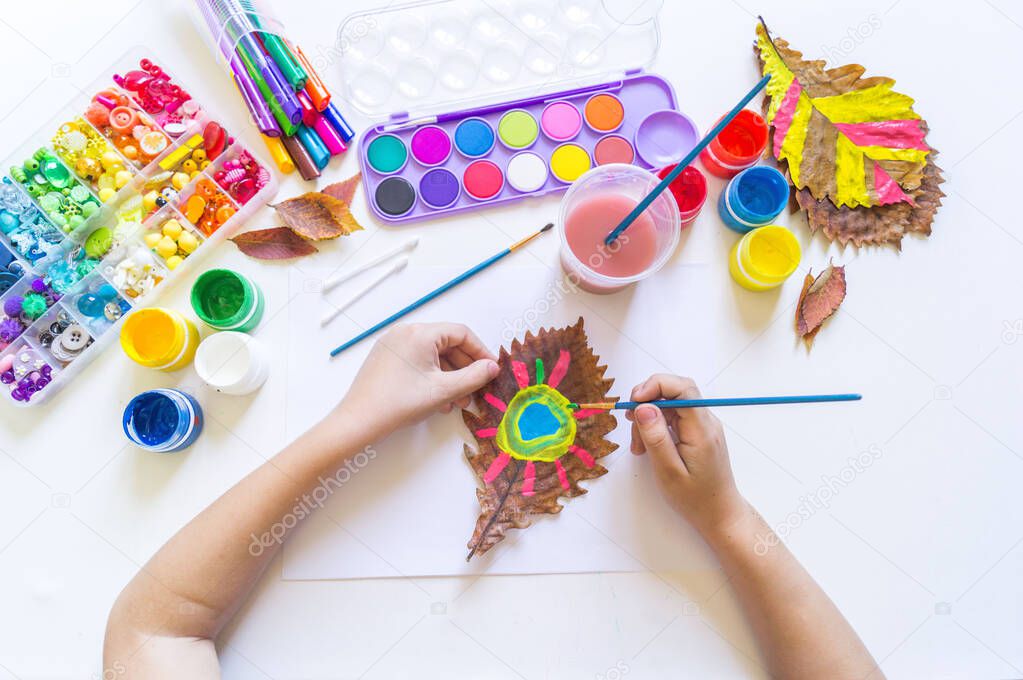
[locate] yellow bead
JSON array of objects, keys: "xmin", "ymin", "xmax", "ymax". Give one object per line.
[
  {"xmin": 177, "ymin": 231, "xmax": 198, "ymax": 254},
  {"xmin": 181, "ymin": 159, "xmax": 198, "ymax": 174},
  {"xmin": 161, "ymin": 218, "xmax": 183, "ymax": 239},
  {"xmin": 98, "ymin": 187, "xmax": 117, "ymax": 203},
  {"xmin": 98, "ymin": 174, "xmax": 116, "ymax": 190},
  {"xmin": 156, "ymin": 235, "xmax": 178, "ymax": 259},
  {"xmin": 171, "ymin": 172, "xmax": 189, "ymax": 191},
  {"xmin": 199, "ymin": 160, "xmax": 211, "ymax": 171},
  {"xmin": 143, "ymin": 190, "xmax": 159, "ymax": 212},
  {"xmin": 189, "ymin": 170, "xmax": 200, "ymax": 180},
  {"xmin": 144, "ymin": 232, "xmax": 162, "ymax": 248},
  {"xmin": 192, "ymin": 149, "xmax": 207, "ymax": 163},
  {"xmin": 165, "ymin": 255, "xmax": 184, "ymax": 270},
  {"xmin": 101, "ymin": 151, "xmax": 123, "ymax": 170},
  {"xmin": 114, "ymin": 170, "xmax": 132, "ymax": 189}
]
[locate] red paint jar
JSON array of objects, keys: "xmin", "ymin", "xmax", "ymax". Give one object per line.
[
  {"xmin": 699, "ymin": 109, "xmax": 769, "ymax": 179},
  {"xmin": 658, "ymin": 164, "xmax": 707, "ymax": 227}
]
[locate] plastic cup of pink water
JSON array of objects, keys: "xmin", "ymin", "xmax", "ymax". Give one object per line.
[{"xmin": 559, "ymin": 164, "xmax": 680, "ymax": 294}]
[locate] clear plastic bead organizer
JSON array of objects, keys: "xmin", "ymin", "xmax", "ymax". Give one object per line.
[
  {"xmin": 0, "ymin": 48, "xmax": 278, "ymax": 408},
  {"xmin": 336, "ymin": 0, "xmax": 691, "ymax": 225}
]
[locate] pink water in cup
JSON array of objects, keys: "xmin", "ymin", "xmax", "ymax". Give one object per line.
[{"xmin": 559, "ymin": 164, "xmax": 680, "ymax": 294}]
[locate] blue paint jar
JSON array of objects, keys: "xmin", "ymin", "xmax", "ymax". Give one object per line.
[
  {"xmin": 122, "ymin": 389, "xmax": 204, "ymax": 453},
  {"xmin": 718, "ymin": 166, "xmax": 789, "ymax": 233}
]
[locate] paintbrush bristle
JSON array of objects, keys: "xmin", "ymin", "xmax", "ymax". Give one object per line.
[{"xmin": 540, "ymin": 222, "xmax": 554, "ymax": 232}]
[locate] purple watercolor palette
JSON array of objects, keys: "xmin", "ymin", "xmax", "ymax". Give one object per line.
[{"xmin": 358, "ymin": 73, "xmax": 692, "ymax": 225}]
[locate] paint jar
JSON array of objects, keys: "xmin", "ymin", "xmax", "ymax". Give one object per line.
[
  {"xmin": 729, "ymin": 225, "xmax": 801, "ymax": 291},
  {"xmin": 699, "ymin": 109, "xmax": 769, "ymax": 178},
  {"xmin": 718, "ymin": 166, "xmax": 789, "ymax": 233},
  {"xmin": 190, "ymin": 269, "xmax": 265, "ymax": 332},
  {"xmin": 119, "ymin": 308, "xmax": 200, "ymax": 371},
  {"xmin": 658, "ymin": 164, "xmax": 707, "ymax": 227},
  {"xmin": 194, "ymin": 331, "xmax": 269, "ymax": 395},
  {"xmin": 559, "ymin": 164, "xmax": 680, "ymax": 294},
  {"xmin": 123, "ymin": 388, "xmax": 203, "ymax": 452}
]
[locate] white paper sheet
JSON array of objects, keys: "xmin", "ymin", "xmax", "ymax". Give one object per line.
[{"xmin": 283, "ymin": 262, "xmax": 721, "ymax": 579}]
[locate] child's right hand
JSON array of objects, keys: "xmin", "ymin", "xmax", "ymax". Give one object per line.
[{"xmin": 626, "ymin": 374, "xmax": 749, "ymax": 539}]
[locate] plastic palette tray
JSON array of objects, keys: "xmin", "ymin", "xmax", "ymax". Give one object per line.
[
  {"xmin": 337, "ymin": 0, "xmax": 685, "ymax": 225},
  {"xmin": 0, "ymin": 49, "xmax": 277, "ymax": 408}
]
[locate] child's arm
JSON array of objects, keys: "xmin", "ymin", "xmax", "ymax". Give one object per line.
[
  {"xmin": 103, "ymin": 323, "xmax": 499, "ymax": 680},
  {"xmin": 628, "ymin": 374, "xmax": 883, "ymax": 680}
]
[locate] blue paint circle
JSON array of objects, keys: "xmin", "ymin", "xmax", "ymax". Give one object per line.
[
  {"xmin": 518, "ymin": 402, "xmax": 561, "ymax": 440},
  {"xmin": 454, "ymin": 118, "xmax": 496, "ymax": 158}
]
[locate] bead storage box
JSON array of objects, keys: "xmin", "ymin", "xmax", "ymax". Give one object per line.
[
  {"xmin": 337, "ymin": 0, "xmax": 689, "ymax": 224},
  {"xmin": 0, "ymin": 49, "xmax": 277, "ymax": 407}
]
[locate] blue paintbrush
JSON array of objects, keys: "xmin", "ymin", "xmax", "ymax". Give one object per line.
[
  {"xmin": 570, "ymin": 394, "xmax": 862, "ymax": 410},
  {"xmin": 603, "ymin": 74, "xmax": 772, "ymax": 246},
  {"xmin": 329, "ymin": 223, "xmax": 555, "ymax": 357}
]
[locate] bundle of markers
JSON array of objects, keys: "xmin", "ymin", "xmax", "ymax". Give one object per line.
[{"xmin": 194, "ymin": 0, "xmax": 354, "ymax": 180}]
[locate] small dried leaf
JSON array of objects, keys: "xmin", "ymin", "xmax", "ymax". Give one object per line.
[
  {"xmin": 463, "ymin": 318, "xmax": 617, "ymax": 559},
  {"xmin": 230, "ymin": 227, "xmax": 318, "ymax": 260},
  {"xmin": 272, "ymin": 192, "xmax": 365, "ymax": 241},
  {"xmin": 322, "ymin": 173, "xmax": 361, "ymax": 205},
  {"xmin": 796, "ymin": 263, "xmax": 846, "ymax": 348}
]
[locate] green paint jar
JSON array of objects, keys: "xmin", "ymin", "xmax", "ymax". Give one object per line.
[{"xmin": 190, "ymin": 269, "xmax": 265, "ymax": 332}]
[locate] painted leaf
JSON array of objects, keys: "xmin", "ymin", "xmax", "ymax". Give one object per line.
[
  {"xmin": 230, "ymin": 227, "xmax": 318, "ymax": 260},
  {"xmin": 322, "ymin": 173, "xmax": 361, "ymax": 205},
  {"xmin": 796, "ymin": 262, "xmax": 846, "ymax": 348},
  {"xmin": 463, "ymin": 318, "xmax": 617, "ymax": 560},
  {"xmin": 272, "ymin": 191, "xmax": 365, "ymax": 241},
  {"xmin": 755, "ymin": 21, "xmax": 930, "ymax": 209},
  {"xmin": 795, "ymin": 138, "xmax": 945, "ymax": 248}
]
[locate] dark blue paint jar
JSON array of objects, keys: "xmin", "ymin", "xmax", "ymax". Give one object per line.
[
  {"xmin": 122, "ymin": 389, "xmax": 203, "ymax": 453},
  {"xmin": 718, "ymin": 166, "xmax": 789, "ymax": 233}
]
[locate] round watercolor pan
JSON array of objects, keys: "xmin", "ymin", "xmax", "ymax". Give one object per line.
[
  {"xmin": 549, "ymin": 143, "xmax": 591, "ymax": 184},
  {"xmin": 584, "ymin": 93, "xmax": 625, "ymax": 133},
  {"xmin": 419, "ymin": 168, "xmax": 460, "ymax": 209},
  {"xmin": 634, "ymin": 110, "xmax": 700, "ymax": 167},
  {"xmin": 463, "ymin": 160, "xmax": 505, "ymax": 200},
  {"xmin": 540, "ymin": 101, "xmax": 582, "ymax": 142},
  {"xmin": 497, "ymin": 109, "xmax": 539, "ymax": 150},
  {"xmin": 409, "ymin": 125, "xmax": 452, "ymax": 166},
  {"xmin": 366, "ymin": 134, "xmax": 409, "ymax": 175},
  {"xmin": 506, "ymin": 151, "xmax": 549, "ymax": 193},
  {"xmin": 454, "ymin": 117, "xmax": 496, "ymax": 158},
  {"xmin": 593, "ymin": 135, "xmax": 635, "ymax": 166},
  {"xmin": 375, "ymin": 176, "xmax": 417, "ymax": 216}
]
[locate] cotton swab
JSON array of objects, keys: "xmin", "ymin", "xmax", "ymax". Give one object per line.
[
  {"xmin": 603, "ymin": 74, "xmax": 772, "ymax": 246},
  {"xmin": 322, "ymin": 237, "xmax": 419, "ymax": 293},
  {"xmin": 570, "ymin": 394, "xmax": 862, "ymax": 410},
  {"xmin": 320, "ymin": 256, "xmax": 409, "ymax": 327}
]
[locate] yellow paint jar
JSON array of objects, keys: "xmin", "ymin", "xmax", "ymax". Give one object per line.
[
  {"xmin": 120, "ymin": 308, "xmax": 200, "ymax": 371},
  {"xmin": 729, "ymin": 225, "xmax": 801, "ymax": 291}
]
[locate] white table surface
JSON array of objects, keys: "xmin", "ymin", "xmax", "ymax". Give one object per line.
[{"xmin": 1, "ymin": 0, "xmax": 1021, "ymax": 678}]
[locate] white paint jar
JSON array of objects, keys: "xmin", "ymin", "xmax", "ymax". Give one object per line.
[{"xmin": 194, "ymin": 331, "xmax": 269, "ymax": 395}]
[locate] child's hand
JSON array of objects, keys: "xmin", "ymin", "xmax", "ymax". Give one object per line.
[
  {"xmin": 626, "ymin": 374, "xmax": 748, "ymax": 538},
  {"xmin": 333, "ymin": 323, "xmax": 499, "ymax": 439}
]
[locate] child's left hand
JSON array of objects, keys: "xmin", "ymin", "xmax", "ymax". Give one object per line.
[{"xmin": 330, "ymin": 322, "xmax": 499, "ymax": 440}]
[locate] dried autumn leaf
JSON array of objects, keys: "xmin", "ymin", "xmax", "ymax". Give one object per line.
[
  {"xmin": 755, "ymin": 20, "xmax": 931, "ymax": 209},
  {"xmin": 463, "ymin": 318, "xmax": 617, "ymax": 560},
  {"xmin": 272, "ymin": 191, "xmax": 365, "ymax": 241},
  {"xmin": 796, "ymin": 263, "xmax": 846, "ymax": 348},
  {"xmin": 230, "ymin": 227, "xmax": 318, "ymax": 260},
  {"xmin": 322, "ymin": 173, "xmax": 361, "ymax": 205},
  {"xmin": 795, "ymin": 140, "xmax": 945, "ymax": 248}
]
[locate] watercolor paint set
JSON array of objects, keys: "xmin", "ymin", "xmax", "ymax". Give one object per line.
[
  {"xmin": 336, "ymin": 0, "xmax": 691, "ymax": 224},
  {"xmin": 0, "ymin": 49, "xmax": 277, "ymax": 407}
]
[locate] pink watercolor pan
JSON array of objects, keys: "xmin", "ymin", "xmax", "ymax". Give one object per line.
[
  {"xmin": 410, "ymin": 125, "xmax": 453, "ymax": 166},
  {"xmin": 540, "ymin": 101, "xmax": 582, "ymax": 142}
]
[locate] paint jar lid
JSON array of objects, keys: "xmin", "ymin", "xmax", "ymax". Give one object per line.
[{"xmin": 335, "ymin": 0, "xmax": 664, "ymax": 119}]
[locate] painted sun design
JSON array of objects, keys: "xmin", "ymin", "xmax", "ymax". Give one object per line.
[{"xmin": 463, "ymin": 319, "xmax": 617, "ymax": 559}]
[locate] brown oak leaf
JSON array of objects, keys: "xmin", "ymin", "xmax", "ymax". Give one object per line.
[
  {"xmin": 272, "ymin": 191, "xmax": 364, "ymax": 241},
  {"xmin": 322, "ymin": 173, "xmax": 361, "ymax": 205},
  {"xmin": 463, "ymin": 318, "xmax": 617, "ymax": 560},
  {"xmin": 796, "ymin": 263, "xmax": 846, "ymax": 348},
  {"xmin": 230, "ymin": 227, "xmax": 318, "ymax": 260}
]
